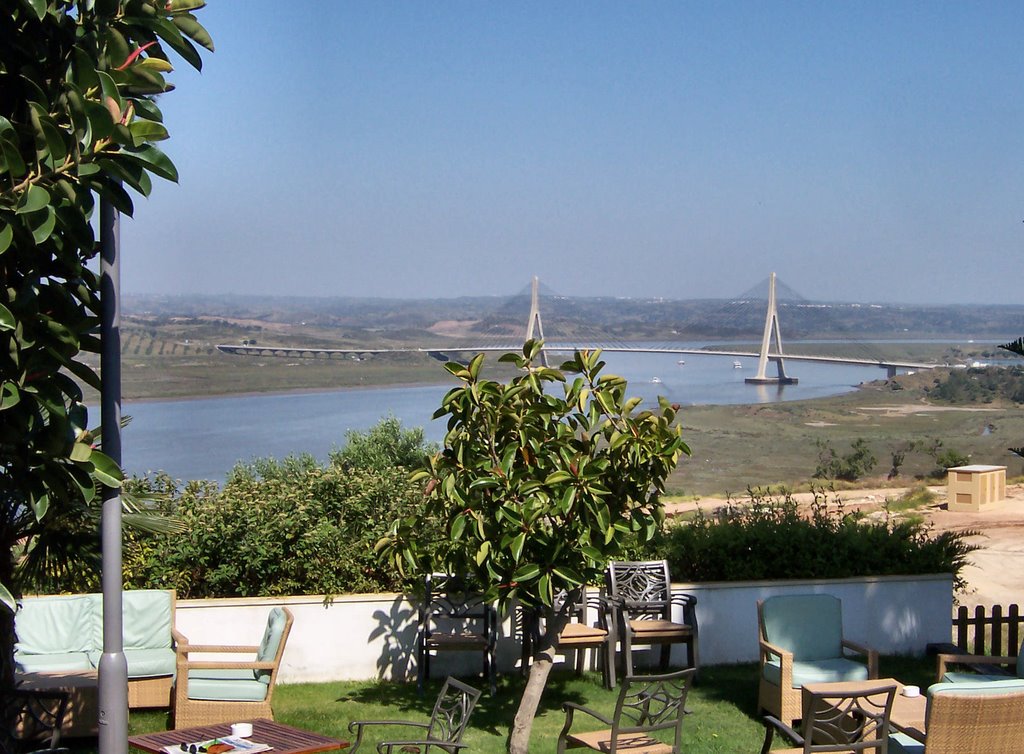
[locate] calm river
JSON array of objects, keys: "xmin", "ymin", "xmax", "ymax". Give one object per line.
[{"xmin": 115, "ymin": 350, "xmax": 894, "ymax": 483}]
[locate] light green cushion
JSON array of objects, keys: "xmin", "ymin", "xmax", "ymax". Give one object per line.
[
  {"xmin": 941, "ymin": 671, "xmax": 1014, "ymax": 684},
  {"xmin": 185, "ymin": 674, "xmax": 269, "ymax": 702},
  {"xmin": 119, "ymin": 591, "xmax": 173, "ymax": 650},
  {"xmin": 187, "ymin": 668, "xmax": 260, "ymax": 682},
  {"xmin": 254, "ymin": 608, "xmax": 288, "ymax": 684},
  {"xmin": 762, "ymin": 657, "xmax": 870, "ymax": 689},
  {"xmin": 85, "ymin": 648, "xmax": 175, "ymax": 678},
  {"xmin": 928, "ymin": 678, "xmax": 1024, "ymax": 697},
  {"xmin": 15, "ymin": 651, "xmax": 93, "ymax": 673},
  {"xmin": 761, "ymin": 594, "xmax": 843, "ymax": 662},
  {"xmin": 16, "ymin": 596, "xmax": 95, "ymax": 655},
  {"xmin": 887, "ymin": 732, "xmax": 924, "ymax": 753}
]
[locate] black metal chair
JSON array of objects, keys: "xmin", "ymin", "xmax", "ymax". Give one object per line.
[
  {"xmin": 520, "ymin": 589, "xmax": 615, "ymax": 688},
  {"xmin": 605, "ymin": 560, "xmax": 698, "ymax": 680},
  {"xmin": 760, "ymin": 681, "xmax": 897, "ymax": 754},
  {"xmin": 417, "ymin": 574, "xmax": 497, "ymax": 696},
  {"xmin": 557, "ymin": 668, "xmax": 695, "ymax": 753},
  {"xmin": 348, "ymin": 676, "xmax": 482, "ymax": 753},
  {"xmin": 0, "ymin": 688, "xmax": 69, "ymax": 754}
]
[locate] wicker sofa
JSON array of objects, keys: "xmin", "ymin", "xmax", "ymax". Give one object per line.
[{"xmin": 15, "ymin": 590, "xmax": 177, "ymax": 709}]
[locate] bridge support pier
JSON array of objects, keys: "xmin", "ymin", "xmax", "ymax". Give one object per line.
[
  {"xmin": 887, "ymin": 365, "xmax": 897, "ymax": 379},
  {"xmin": 745, "ymin": 272, "xmax": 798, "ymax": 385}
]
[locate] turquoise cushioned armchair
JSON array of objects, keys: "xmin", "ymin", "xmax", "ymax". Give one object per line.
[
  {"xmin": 172, "ymin": 606, "xmax": 293, "ymax": 728},
  {"xmin": 758, "ymin": 594, "xmax": 878, "ymax": 727}
]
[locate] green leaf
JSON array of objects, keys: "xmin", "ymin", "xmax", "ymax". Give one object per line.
[
  {"xmin": 0, "ymin": 381, "xmax": 20, "ymax": 410},
  {"xmin": 69, "ymin": 441, "xmax": 93, "ymax": 462},
  {"xmin": 27, "ymin": 206, "xmax": 56, "ymax": 244},
  {"xmin": 0, "ymin": 223, "xmax": 11, "ymax": 254},
  {"xmin": 512, "ymin": 563, "xmax": 541, "ymax": 582},
  {"xmin": 24, "ymin": 0, "xmax": 46, "ymax": 21},
  {"xmin": 0, "ymin": 582, "xmax": 15, "ymax": 613},
  {"xmin": 172, "ymin": 12, "xmax": 215, "ymax": 52},
  {"xmin": 474, "ymin": 540, "xmax": 491, "ymax": 566},
  {"xmin": 509, "ymin": 532, "xmax": 526, "ymax": 561},
  {"xmin": 88, "ymin": 450, "xmax": 123, "ymax": 488},
  {"xmin": 17, "ymin": 185, "xmax": 50, "ymax": 214}
]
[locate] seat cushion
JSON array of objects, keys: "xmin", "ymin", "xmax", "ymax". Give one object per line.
[
  {"xmin": 15, "ymin": 651, "xmax": 93, "ymax": 673},
  {"xmin": 629, "ymin": 619, "xmax": 692, "ymax": 639},
  {"xmin": 558, "ymin": 623, "xmax": 607, "ymax": 646},
  {"xmin": 185, "ymin": 673, "xmax": 269, "ymax": 702},
  {"xmin": 761, "ymin": 594, "xmax": 843, "ymax": 662},
  {"xmin": 86, "ymin": 648, "xmax": 175, "ymax": 678},
  {"xmin": 887, "ymin": 732, "xmax": 924, "ymax": 754},
  {"xmin": 762, "ymin": 657, "xmax": 869, "ymax": 689}
]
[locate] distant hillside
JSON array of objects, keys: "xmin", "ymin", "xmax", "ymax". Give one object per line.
[{"xmin": 123, "ymin": 292, "xmax": 1024, "ymax": 342}]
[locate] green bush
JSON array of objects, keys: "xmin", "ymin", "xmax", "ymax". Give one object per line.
[
  {"xmin": 122, "ymin": 456, "xmax": 436, "ymax": 598},
  {"xmin": 661, "ymin": 488, "xmax": 977, "ymax": 591},
  {"xmin": 813, "ymin": 438, "xmax": 877, "ymax": 481}
]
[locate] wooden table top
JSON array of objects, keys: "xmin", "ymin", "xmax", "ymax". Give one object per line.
[{"xmin": 129, "ymin": 719, "xmax": 349, "ymax": 754}]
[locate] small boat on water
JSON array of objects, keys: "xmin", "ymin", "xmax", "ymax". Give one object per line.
[
  {"xmin": 651, "ymin": 376, "xmax": 663, "ymax": 384},
  {"xmin": 733, "ymin": 361, "xmax": 743, "ymax": 369},
  {"xmin": 677, "ymin": 359, "xmax": 685, "ymax": 365}
]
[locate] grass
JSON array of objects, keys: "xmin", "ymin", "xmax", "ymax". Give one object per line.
[{"xmin": 111, "ymin": 656, "xmax": 936, "ymax": 753}]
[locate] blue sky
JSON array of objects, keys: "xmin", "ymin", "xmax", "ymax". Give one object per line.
[{"xmin": 121, "ymin": 2, "xmax": 1024, "ymax": 305}]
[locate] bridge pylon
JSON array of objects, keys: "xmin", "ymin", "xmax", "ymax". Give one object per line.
[
  {"xmin": 524, "ymin": 275, "xmax": 548, "ymax": 366},
  {"xmin": 745, "ymin": 272, "xmax": 798, "ymax": 385}
]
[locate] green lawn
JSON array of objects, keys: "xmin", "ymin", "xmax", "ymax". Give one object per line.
[{"xmin": 116, "ymin": 656, "xmax": 936, "ymax": 753}]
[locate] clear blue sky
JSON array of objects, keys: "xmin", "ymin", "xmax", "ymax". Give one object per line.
[{"xmin": 121, "ymin": 1, "xmax": 1024, "ymax": 305}]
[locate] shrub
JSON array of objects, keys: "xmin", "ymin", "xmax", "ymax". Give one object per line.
[
  {"xmin": 813, "ymin": 438, "xmax": 877, "ymax": 481},
  {"xmin": 122, "ymin": 456, "xmax": 436, "ymax": 598},
  {"xmin": 661, "ymin": 488, "xmax": 977, "ymax": 592}
]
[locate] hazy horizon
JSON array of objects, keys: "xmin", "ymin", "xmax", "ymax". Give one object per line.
[{"xmin": 121, "ymin": 2, "xmax": 1023, "ymax": 306}]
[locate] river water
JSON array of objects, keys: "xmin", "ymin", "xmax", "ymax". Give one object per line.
[{"xmin": 116, "ymin": 349, "xmax": 896, "ymax": 483}]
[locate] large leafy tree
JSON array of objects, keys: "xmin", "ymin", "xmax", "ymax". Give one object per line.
[
  {"xmin": 380, "ymin": 341, "xmax": 689, "ymax": 753},
  {"xmin": 0, "ymin": 0, "xmax": 212, "ymax": 686}
]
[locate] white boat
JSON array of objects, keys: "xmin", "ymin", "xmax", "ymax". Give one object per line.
[
  {"xmin": 677, "ymin": 359, "xmax": 685, "ymax": 365},
  {"xmin": 651, "ymin": 376, "xmax": 662, "ymax": 384},
  {"xmin": 733, "ymin": 361, "xmax": 743, "ymax": 369}
]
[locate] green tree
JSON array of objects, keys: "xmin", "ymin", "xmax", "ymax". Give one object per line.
[
  {"xmin": 813, "ymin": 438, "xmax": 877, "ymax": 481},
  {"xmin": 1001, "ymin": 337, "xmax": 1024, "ymax": 459},
  {"xmin": 331, "ymin": 415, "xmax": 436, "ymax": 472},
  {"xmin": 0, "ymin": 0, "xmax": 212, "ymax": 685},
  {"xmin": 379, "ymin": 341, "xmax": 689, "ymax": 753}
]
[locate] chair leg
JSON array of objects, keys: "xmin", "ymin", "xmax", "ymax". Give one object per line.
[
  {"xmin": 417, "ymin": 641, "xmax": 427, "ymax": 696},
  {"xmin": 659, "ymin": 643, "xmax": 672, "ymax": 672}
]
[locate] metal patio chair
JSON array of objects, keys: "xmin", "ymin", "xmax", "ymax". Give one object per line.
[{"xmin": 1, "ymin": 688, "xmax": 69, "ymax": 754}]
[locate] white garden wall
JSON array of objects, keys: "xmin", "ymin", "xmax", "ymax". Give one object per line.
[{"xmin": 173, "ymin": 573, "xmax": 953, "ymax": 685}]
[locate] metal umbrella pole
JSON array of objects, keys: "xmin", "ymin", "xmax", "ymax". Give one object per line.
[{"xmin": 98, "ymin": 197, "xmax": 128, "ymax": 754}]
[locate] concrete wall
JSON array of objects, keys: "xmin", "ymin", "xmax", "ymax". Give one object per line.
[{"xmin": 173, "ymin": 573, "xmax": 953, "ymax": 685}]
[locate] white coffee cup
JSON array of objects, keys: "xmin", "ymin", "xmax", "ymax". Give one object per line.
[
  {"xmin": 231, "ymin": 723, "xmax": 253, "ymax": 738},
  {"xmin": 902, "ymin": 685, "xmax": 920, "ymax": 698}
]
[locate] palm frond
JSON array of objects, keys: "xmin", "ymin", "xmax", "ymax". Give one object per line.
[{"xmin": 999, "ymin": 337, "xmax": 1024, "ymax": 357}]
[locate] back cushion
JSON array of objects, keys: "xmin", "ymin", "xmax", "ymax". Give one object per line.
[
  {"xmin": 121, "ymin": 591, "xmax": 173, "ymax": 650},
  {"xmin": 255, "ymin": 608, "xmax": 289, "ymax": 684},
  {"xmin": 16, "ymin": 596, "xmax": 95, "ymax": 655},
  {"xmin": 761, "ymin": 594, "xmax": 843, "ymax": 662}
]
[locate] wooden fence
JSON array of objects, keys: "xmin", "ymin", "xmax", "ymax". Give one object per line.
[{"xmin": 952, "ymin": 604, "xmax": 1024, "ymax": 656}]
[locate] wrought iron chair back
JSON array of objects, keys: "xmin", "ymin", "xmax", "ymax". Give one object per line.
[
  {"xmin": 605, "ymin": 560, "xmax": 698, "ymax": 678},
  {"xmin": 556, "ymin": 668, "xmax": 695, "ymax": 753},
  {"xmin": 759, "ymin": 682, "xmax": 897, "ymax": 754},
  {"xmin": 417, "ymin": 574, "xmax": 497, "ymax": 695},
  {"xmin": 0, "ymin": 688, "xmax": 69, "ymax": 754},
  {"xmin": 425, "ymin": 677, "xmax": 483, "ymax": 747}
]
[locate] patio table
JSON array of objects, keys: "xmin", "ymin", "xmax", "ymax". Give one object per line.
[{"xmin": 129, "ymin": 719, "xmax": 349, "ymax": 754}]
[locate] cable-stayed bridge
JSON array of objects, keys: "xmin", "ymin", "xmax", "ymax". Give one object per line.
[{"xmin": 217, "ymin": 274, "xmax": 941, "ymax": 383}]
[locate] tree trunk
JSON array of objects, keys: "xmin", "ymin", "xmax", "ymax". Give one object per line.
[
  {"xmin": 0, "ymin": 542, "xmax": 15, "ymax": 690},
  {"xmin": 508, "ymin": 608, "xmax": 570, "ymax": 754}
]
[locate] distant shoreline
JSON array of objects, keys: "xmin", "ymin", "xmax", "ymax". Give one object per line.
[{"xmin": 114, "ymin": 379, "xmax": 456, "ymax": 406}]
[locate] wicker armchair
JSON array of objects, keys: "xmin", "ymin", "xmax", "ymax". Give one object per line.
[
  {"xmin": 171, "ymin": 606, "xmax": 293, "ymax": 727},
  {"xmin": 888, "ymin": 682, "xmax": 1024, "ymax": 753},
  {"xmin": 758, "ymin": 594, "xmax": 878, "ymax": 728},
  {"xmin": 935, "ymin": 637, "xmax": 1022, "ymax": 683}
]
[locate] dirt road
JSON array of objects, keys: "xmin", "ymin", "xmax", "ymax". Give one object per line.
[{"xmin": 666, "ymin": 483, "xmax": 1024, "ymax": 608}]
